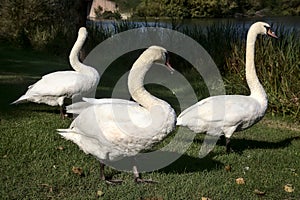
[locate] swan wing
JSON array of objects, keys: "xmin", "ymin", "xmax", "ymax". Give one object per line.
[
  {"xmin": 28, "ymin": 71, "xmax": 94, "ymax": 97},
  {"xmin": 66, "ymin": 98, "xmax": 138, "ymax": 114},
  {"xmin": 12, "ymin": 71, "xmax": 98, "ymax": 106},
  {"xmin": 177, "ymin": 95, "xmax": 261, "ymax": 128},
  {"xmin": 82, "ymin": 97, "xmax": 137, "ymax": 105},
  {"xmin": 60, "ymin": 103, "xmax": 153, "ymax": 158}
]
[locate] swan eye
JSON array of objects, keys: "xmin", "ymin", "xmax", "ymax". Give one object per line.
[{"xmin": 264, "ymin": 25, "xmax": 270, "ymax": 31}]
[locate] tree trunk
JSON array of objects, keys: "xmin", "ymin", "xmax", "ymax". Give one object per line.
[{"xmin": 76, "ymin": 0, "xmax": 93, "ymax": 60}]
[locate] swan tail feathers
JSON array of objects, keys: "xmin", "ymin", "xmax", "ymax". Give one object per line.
[
  {"xmin": 11, "ymin": 95, "xmax": 28, "ymax": 105},
  {"xmin": 57, "ymin": 128, "xmax": 80, "ymax": 142},
  {"xmin": 82, "ymin": 97, "xmax": 104, "ymax": 104},
  {"xmin": 57, "ymin": 128, "xmax": 73, "ymax": 135},
  {"xmin": 57, "ymin": 128, "xmax": 88, "ymax": 154}
]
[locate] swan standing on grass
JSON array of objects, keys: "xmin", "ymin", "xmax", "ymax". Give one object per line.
[
  {"xmin": 57, "ymin": 46, "xmax": 176, "ymax": 183},
  {"xmin": 11, "ymin": 27, "xmax": 100, "ymax": 118},
  {"xmin": 176, "ymin": 22, "xmax": 278, "ymax": 153}
]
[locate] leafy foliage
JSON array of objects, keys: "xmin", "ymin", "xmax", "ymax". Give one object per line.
[
  {"xmin": 0, "ymin": 0, "xmax": 85, "ymax": 54},
  {"xmin": 94, "ymin": 5, "xmax": 104, "ymax": 18},
  {"xmin": 113, "ymin": 0, "xmax": 142, "ymax": 12},
  {"xmin": 134, "ymin": 0, "xmax": 300, "ymax": 18},
  {"xmin": 94, "ymin": 5, "xmax": 122, "ymax": 20}
]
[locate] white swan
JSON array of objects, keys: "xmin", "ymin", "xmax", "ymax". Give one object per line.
[
  {"xmin": 57, "ymin": 46, "xmax": 176, "ymax": 183},
  {"xmin": 176, "ymin": 22, "xmax": 278, "ymax": 153},
  {"xmin": 11, "ymin": 27, "xmax": 100, "ymax": 118}
]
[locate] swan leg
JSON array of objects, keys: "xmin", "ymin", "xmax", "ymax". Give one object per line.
[
  {"xmin": 59, "ymin": 106, "xmax": 65, "ymax": 119},
  {"xmin": 100, "ymin": 162, "xmax": 123, "ymax": 185},
  {"xmin": 226, "ymin": 137, "xmax": 232, "ymax": 153},
  {"xmin": 100, "ymin": 162, "xmax": 105, "ymax": 181},
  {"xmin": 133, "ymin": 165, "xmax": 158, "ymax": 184},
  {"xmin": 59, "ymin": 105, "xmax": 69, "ymax": 119}
]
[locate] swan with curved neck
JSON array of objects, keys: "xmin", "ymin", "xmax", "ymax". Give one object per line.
[
  {"xmin": 11, "ymin": 27, "xmax": 100, "ymax": 118},
  {"xmin": 176, "ymin": 22, "xmax": 278, "ymax": 153},
  {"xmin": 57, "ymin": 46, "xmax": 176, "ymax": 183}
]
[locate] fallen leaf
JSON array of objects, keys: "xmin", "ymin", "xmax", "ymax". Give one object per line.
[
  {"xmin": 289, "ymin": 168, "xmax": 298, "ymax": 176},
  {"xmin": 40, "ymin": 184, "xmax": 53, "ymax": 193},
  {"xmin": 254, "ymin": 189, "xmax": 266, "ymax": 196},
  {"xmin": 201, "ymin": 197, "xmax": 212, "ymax": 200},
  {"xmin": 236, "ymin": 177, "xmax": 245, "ymax": 185},
  {"xmin": 57, "ymin": 146, "xmax": 64, "ymax": 150},
  {"xmin": 225, "ymin": 165, "xmax": 231, "ymax": 172},
  {"xmin": 284, "ymin": 184, "xmax": 294, "ymax": 193},
  {"xmin": 289, "ymin": 168, "xmax": 296, "ymax": 172},
  {"xmin": 72, "ymin": 166, "xmax": 83, "ymax": 176},
  {"xmin": 97, "ymin": 189, "xmax": 104, "ymax": 197}
]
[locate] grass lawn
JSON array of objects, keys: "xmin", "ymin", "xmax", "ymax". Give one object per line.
[{"xmin": 0, "ymin": 43, "xmax": 299, "ymax": 199}]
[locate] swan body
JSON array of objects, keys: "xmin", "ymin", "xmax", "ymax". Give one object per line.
[
  {"xmin": 177, "ymin": 22, "xmax": 278, "ymax": 152},
  {"xmin": 12, "ymin": 27, "xmax": 100, "ymax": 116},
  {"xmin": 57, "ymin": 46, "xmax": 176, "ymax": 182}
]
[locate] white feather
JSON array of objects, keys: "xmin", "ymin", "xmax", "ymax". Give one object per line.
[
  {"xmin": 177, "ymin": 22, "xmax": 276, "ymax": 141},
  {"xmin": 12, "ymin": 27, "xmax": 100, "ymax": 108}
]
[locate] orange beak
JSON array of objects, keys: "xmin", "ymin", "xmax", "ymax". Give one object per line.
[
  {"xmin": 165, "ymin": 59, "xmax": 175, "ymax": 74},
  {"xmin": 267, "ymin": 28, "xmax": 278, "ymax": 39}
]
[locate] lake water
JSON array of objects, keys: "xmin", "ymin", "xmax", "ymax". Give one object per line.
[
  {"xmin": 181, "ymin": 16, "xmax": 300, "ymax": 29},
  {"xmin": 91, "ymin": 16, "xmax": 300, "ymax": 32}
]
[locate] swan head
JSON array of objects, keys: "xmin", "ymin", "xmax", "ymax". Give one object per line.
[
  {"xmin": 144, "ymin": 45, "xmax": 174, "ymax": 73},
  {"xmin": 251, "ymin": 22, "xmax": 278, "ymax": 38},
  {"xmin": 78, "ymin": 27, "xmax": 88, "ymax": 37}
]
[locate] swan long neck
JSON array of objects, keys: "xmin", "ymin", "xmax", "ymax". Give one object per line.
[
  {"xmin": 245, "ymin": 28, "xmax": 267, "ymax": 107},
  {"xmin": 69, "ymin": 31, "xmax": 90, "ymax": 73},
  {"xmin": 128, "ymin": 59, "xmax": 169, "ymax": 110}
]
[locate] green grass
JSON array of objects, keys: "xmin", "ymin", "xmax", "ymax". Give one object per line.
[{"xmin": 1, "ymin": 43, "xmax": 300, "ymax": 199}]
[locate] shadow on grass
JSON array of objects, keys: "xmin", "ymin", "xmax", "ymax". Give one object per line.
[
  {"xmin": 193, "ymin": 136, "xmax": 300, "ymax": 153},
  {"xmin": 103, "ymin": 151, "xmax": 223, "ymax": 175},
  {"xmin": 158, "ymin": 152, "xmax": 223, "ymax": 174},
  {"xmin": 0, "ymin": 103, "xmax": 63, "ymax": 122}
]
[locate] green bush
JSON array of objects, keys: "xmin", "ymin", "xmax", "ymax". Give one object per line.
[
  {"xmin": 133, "ymin": 0, "xmax": 300, "ymax": 18},
  {"xmin": 0, "ymin": 0, "xmax": 83, "ymax": 55}
]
